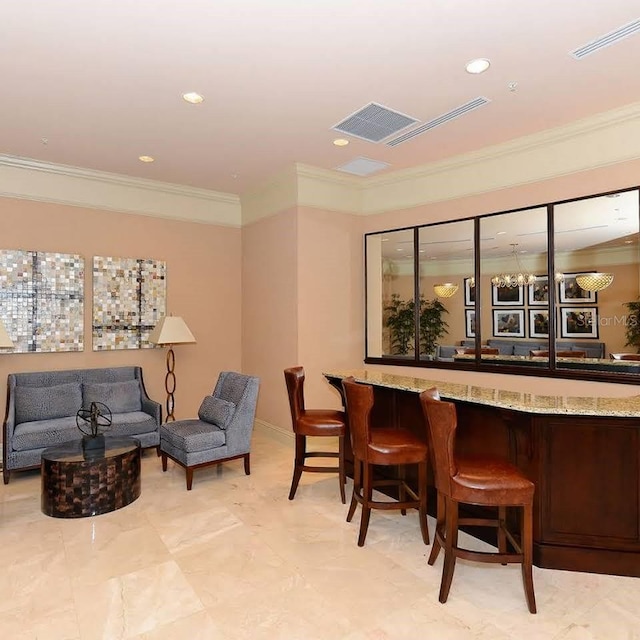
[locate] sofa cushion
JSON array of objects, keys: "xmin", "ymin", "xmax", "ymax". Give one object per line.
[
  {"xmin": 161, "ymin": 420, "xmax": 226, "ymax": 452},
  {"xmin": 215, "ymin": 373, "xmax": 250, "ymax": 405},
  {"xmin": 12, "ymin": 416, "xmax": 79, "ymax": 451},
  {"xmin": 570, "ymin": 344, "xmax": 603, "ymax": 358},
  {"xmin": 488, "ymin": 340, "xmax": 517, "ymax": 355},
  {"xmin": 15, "ymin": 383, "xmax": 83, "ymax": 425},
  {"xmin": 83, "ymin": 380, "xmax": 141, "ymax": 414},
  {"xmin": 198, "ymin": 396, "xmax": 235, "ymax": 429},
  {"xmin": 514, "ymin": 343, "xmax": 542, "ymax": 356},
  {"xmin": 107, "ymin": 411, "xmax": 159, "ymax": 438}
]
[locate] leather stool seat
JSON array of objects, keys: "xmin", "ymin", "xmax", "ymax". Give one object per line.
[
  {"xmin": 297, "ymin": 410, "xmax": 345, "ymax": 436},
  {"xmin": 451, "ymin": 456, "xmax": 535, "ymax": 505},
  {"xmin": 420, "ymin": 388, "xmax": 537, "ymax": 614},
  {"xmin": 284, "ymin": 367, "xmax": 347, "ymax": 503},
  {"xmin": 342, "ymin": 377, "xmax": 430, "ymax": 547}
]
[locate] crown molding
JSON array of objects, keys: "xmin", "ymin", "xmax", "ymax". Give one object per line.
[
  {"xmin": 360, "ymin": 100, "xmax": 640, "ymax": 214},
  {"xmin": 240, "ymin": 165, "xmax": 300, "ymax": 225},
  {"xmin": 0, "ymin": 154, "xmax": 242, "ymax": 226},
  {"xmin": 3, "ymin": 99, "xmax": 640, "ymax": 225},
  {"xmin": 295, "ymin": 163, "xmax": 365, "ymax": 214},
  {"xmin": 367, "ymin": 101, "xmax": 640, "ymax": 189}
]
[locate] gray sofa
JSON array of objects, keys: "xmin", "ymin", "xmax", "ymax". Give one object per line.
[
  {"xmin": 438, "ymin": 339, "xmax": 605, "ymax": 360},
  {"xmin": 3, "ymin": 366, "xmax": 161, "ymax": 484}
]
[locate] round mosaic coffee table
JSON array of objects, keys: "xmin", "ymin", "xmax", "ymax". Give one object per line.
[{"xmin": 41, "ymin": 436, "xmax": 141, "ymax": 518}]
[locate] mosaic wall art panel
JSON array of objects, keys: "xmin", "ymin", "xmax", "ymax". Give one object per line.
[
  {"xmin": 0, "ymin": 250, "xmax": 84, "ymax": 353},
  {"xmin": 93, "ymin": 256, "xmax": 166, "ymax": 350}
]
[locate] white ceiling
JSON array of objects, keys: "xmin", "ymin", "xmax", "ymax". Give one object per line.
[{"xmin": 2, "ymin": 1, "xmax": 640, "ymax": 195}]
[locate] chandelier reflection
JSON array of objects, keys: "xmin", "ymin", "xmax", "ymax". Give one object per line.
[
  {"xmin": 433, "ymin": 283, "xmax": 459, "ymax": 298},
  {"xmin": 575, "ymin": 272, "xmax": 614, "ymax": 292},
  {"xmin": 491, "ymin": 244, "xmax": 536, "ymax": 288}
]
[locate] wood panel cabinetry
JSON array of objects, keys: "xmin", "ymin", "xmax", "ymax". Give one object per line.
[{"xmin": 325, "ymin": 370, "xmax": 640, "ymax": 577}]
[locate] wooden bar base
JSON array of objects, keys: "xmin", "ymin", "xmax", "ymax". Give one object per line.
[{"xmin": 325, "ymin": 371, "xmax": 640, "ymax": 578}]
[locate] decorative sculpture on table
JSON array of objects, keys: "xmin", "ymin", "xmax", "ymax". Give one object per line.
[{"xmin": 76, "ymin": 402, "xmax": 112, "ymax": 457}]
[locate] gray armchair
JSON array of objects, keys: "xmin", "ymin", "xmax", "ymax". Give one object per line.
[{"xmin": 160, "ymin": 371, "xmax": 260, "ymax": 490}]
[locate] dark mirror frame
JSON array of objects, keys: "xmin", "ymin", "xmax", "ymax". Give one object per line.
[{"xmin": 364, "ymin": 185, "xmax": 640, "ymax": 385}]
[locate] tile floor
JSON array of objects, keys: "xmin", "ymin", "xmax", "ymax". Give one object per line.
[{"xmin": 1, "ymin": 426, "xmax": 639, "ymax": 639}]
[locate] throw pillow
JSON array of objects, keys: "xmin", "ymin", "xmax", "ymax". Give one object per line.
[
  {"xmin": 83, "ymin": 380, "xmax": 142, "ymax": 414},
  {"xmin": 198, "ymin": 395, "xmax": 235, "ymax": 429},
  {"xmin": 15, "ymin": 382, "xmax": 83, "ymax": 424}
]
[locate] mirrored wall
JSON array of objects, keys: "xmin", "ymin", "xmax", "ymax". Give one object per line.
[{"xmin": 365, "ymin": 186, "xmax": 640, "ymax": 383}]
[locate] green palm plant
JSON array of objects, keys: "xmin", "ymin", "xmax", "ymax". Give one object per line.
[
  {"xmin": 419, "ymin": 297, "xmax": 449, "ymax": 358},
  {"xmin": 384, "ymin": 294, "xmax": 450, "ymax": 357},
  {"xmin": 384, "ymin": 294, "xmax": 415, "ymax": 355}
]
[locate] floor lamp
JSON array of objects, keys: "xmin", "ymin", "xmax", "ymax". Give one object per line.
[{"xmin": 149, "ymin": 315, "xmax": 196, "ymax": 422}]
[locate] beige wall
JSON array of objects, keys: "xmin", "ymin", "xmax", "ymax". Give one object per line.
[
  {"xmin": 241, "ymin": 209, "xmax": 298, "ymax": 429},
  {"xmin": 0, "ymin": 198, "xmax": 242, "ymax": 423},
  {"xmin": 241, "ymin": 206, "xmax": 363, "ymax": 431},
  {"xmin": 297, "ymin": 207, "xmax": 363, "ymax": 411},
  {"xmin": 3, "ymin": 144, "xmax": 640, "ymax": 442}
]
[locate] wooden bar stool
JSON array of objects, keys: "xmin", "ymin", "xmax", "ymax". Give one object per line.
[
  {"xmin": 420, "ymin": 388, "xmax": 537, "ymax": 613},
  {"xmin": 284, "ymin": 367, "xmax": 346, "ymax": 503},
  {"xmin": 341, "ymin": 377, "xmax": 429, "ymax": 547}
]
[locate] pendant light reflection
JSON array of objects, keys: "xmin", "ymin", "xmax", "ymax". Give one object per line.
[
  {"xmin": 575, "ymin": 272, "xmax": 614, "ymax": 292},
  {"xmin": 433, "ymin": 283, "xmax": 459, "ymax": 298}
]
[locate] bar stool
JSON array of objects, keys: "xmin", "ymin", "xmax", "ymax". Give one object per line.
[
  {"xmin": 284, "ymin": 366, "xmax": 346, "ymax": 503},
  {"xmin": 420, "ymin": 388, "xmax": 537, "ymax": 613},
  {"xmin": 341, "ymin": 377, "xmax": 429, "ymax": 547}
]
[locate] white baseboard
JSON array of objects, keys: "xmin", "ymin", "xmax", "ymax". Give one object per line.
[{"xmin": 254, "ymin": 418, "xmax": 293, "ymax": 445}]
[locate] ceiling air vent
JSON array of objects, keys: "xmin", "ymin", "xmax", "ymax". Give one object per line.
[
  {"xmin": 335, "ymin": 157, "xmax": 390, "ymax": 177},
  {"xmin": 570, "ymin": 19, "xmax": 640, "ymax": 59},
  {"xmin": 332, "ymin": 102, "xmax": 419, "ymax": 143},
  {"xmin": 386, "ymin": 97, "xmax": 490, "ymax": 146}
]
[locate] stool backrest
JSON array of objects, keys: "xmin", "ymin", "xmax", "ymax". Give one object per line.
[
  {"xmin": 342, "ymin": 377, "xmax": 373, "ymax": 462},
  {"xmin": 420, "ymin": 388, "xmax": 458, "ymax": 498},
  {"xmin": 284, "ymin": 367, "xmax": 306, "ymax": 429}
]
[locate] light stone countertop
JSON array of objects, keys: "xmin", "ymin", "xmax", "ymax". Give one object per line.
[{"xmin": 323, "ymin": 369, "xmax": 640, "ymax": 418}]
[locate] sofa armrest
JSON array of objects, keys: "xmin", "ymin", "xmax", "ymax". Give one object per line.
[
  {"xmin": 221, "ymin": 375, "xmax": 260, "ymax": 455},
  {"xmin": 141, "ymin": 396, "xmax": 162, "ymax": 425},
  {"xmin": 135, "ymin": 367, "xmax": 162, "ymax": 425}
]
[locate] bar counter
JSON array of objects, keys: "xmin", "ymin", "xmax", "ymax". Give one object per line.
[{"xmin": 323, "ymin": 369, "xmax": 640, "ymax": 578}]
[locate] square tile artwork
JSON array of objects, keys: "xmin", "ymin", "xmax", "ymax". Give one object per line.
[
  {"xmin": 92, "ymin": 256, "xmax": 166, "ymax": 350},
  {"xmin": 0, "ymin": 249, "xmax": 84, "ymax": 353}
]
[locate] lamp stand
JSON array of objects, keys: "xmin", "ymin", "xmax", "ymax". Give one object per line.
[{"xmin": 164, "ymin": 345, "xmax": 177, "ymax": 422}]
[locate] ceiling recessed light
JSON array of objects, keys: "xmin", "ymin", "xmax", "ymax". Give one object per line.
[
  {"xmin": 466, "ymin": 58, "xmax": 491, "ymax": 74},
  {"xmin": 496, "ymin": 231, "xmax": 507, "ymax": 235},
  {"xmin": 182, "ymin": 92, "xmax": 204, "ymax": 104},
  {"xmin": 138, "ymin": 155, "xmax": 155, "ymax": 163},
  {"xmin": 333, "ymin": 138, "xmax": 350, "ymax": 147}
]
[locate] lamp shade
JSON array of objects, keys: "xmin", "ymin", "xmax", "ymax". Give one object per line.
[
  {"xmin": 0, "ymin": 320, "xmax": 14, "ymax": 348},
  {"xmin": 433, "ymin": 283, "xmax": 459, "ymax": 298},
  {"xmin": 149, "ymin": 316, "xmax": 196, "ymax": 346},
  {"xmin": 575, "ymin": 272, "xmax": 614, "ymax": 292}
]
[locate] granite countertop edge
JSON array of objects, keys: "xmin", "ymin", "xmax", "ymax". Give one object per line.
[{"xmin": 323, "ymin": 369, "xmax": 640, "ymax": 418}]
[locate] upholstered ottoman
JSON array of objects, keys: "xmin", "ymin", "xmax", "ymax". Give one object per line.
[{"xmin": 159, "ymin": 371, "xmax": 259, "ymax": 490}]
